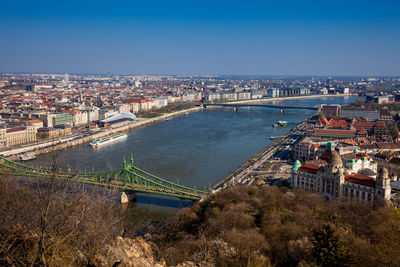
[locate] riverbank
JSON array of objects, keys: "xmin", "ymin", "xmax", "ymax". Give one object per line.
[
  {"xmin": 226, "ymin": 93, "xmax": 357, "ymax": 105},
  {"xmin": 212, "ymin": 112, "xmax": 314, "ymax": 189},
  {"xmin": 2, "ymin": 107, "xmax": 201, "ymax": 160}
]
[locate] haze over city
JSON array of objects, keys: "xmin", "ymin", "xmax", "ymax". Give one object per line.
[{"xmin": 1, "ymin": 0, "xmax": 399, "ymax": 76}]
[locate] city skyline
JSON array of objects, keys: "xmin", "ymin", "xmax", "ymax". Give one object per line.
[{"xmin": 0, "ymin": 0, "xmax": 399, "ymax": 76}]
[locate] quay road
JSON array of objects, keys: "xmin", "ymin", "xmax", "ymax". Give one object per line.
[{"xmin": 213, "ymin": 117, "xmax": 310, "ymax": 190}]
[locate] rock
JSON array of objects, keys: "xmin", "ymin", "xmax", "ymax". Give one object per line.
[
  {"xmin": 176, "ymin": 261, "xmax": 215, "ymax": 267},
  {"xmin": 92, "ymin": 236, "xmax": 163, "ymax": 267}
]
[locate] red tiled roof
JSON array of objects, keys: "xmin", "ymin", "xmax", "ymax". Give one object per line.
[
  {"xmin": 358, "ymin": 128, "xmax": 367, "ymax": 135},
  {"xmin": 298, "ymin": 164, "xmax": 320, "ymax": 174},
  {"xmin": 327, "ymin": 119, "xmax": 349, "ymax": 129},
  {"xmin": 315, "ymin": 129, "xmax": 356, "ymax": 135},
  {"xmin": 122, "ymin": 98, "xmax": 153, "ymax": 103},
  {"xmin": 345, "ymin": 174, "xmax": 376, "ymax": 187},
  {"xmin": 62, "ymin": 110, "xmax": 81, "ymax": 114},
  {"xmin": 6, "ymin": 127, "xmax": 25, "ymax": 133},
  {"xmin": 340, "ymin": 139, "xmax": 357, "ymax": 145},
  {"xmin": 353, "ymin": 121, "xmax": 375, "ymax": 129},
  {"xmin": 305, "ymin": 159, "xmax": 327, "ymax": 167},
  {"xmin": 357, "ymin": 137, "xmax": 371, "ymax": 144},
  {"xmin": 316, "ymin": 116, "xmax": 329, "ymax": 125},
  {"xmin": 29, "ymin": 119, "xmax": 42, "ymax": 123},
  {"xmin": 377, "ymin": 142, "xmax": 400, "ymax": 150}
]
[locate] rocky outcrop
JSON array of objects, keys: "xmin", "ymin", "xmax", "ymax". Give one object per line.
[
  {"xmin": 93, "ymin": 236, "xmax": 216, "ymax": 267},
  {"xmin": 93, "ymin": 236, "xmax": 163, "ymax": 267}
]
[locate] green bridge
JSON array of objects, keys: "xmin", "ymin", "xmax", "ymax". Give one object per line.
[{"xmin": 0, "ymin": 155, "xmax": 208, "ymax": 201}]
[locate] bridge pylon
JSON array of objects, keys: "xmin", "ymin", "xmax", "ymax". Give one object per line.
[{"xmin": 120, "ymin": 191, "xmax": 136, "ymax": 203}]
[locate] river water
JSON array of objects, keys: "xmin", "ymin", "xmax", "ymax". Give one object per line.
[{"xmin": 30, "ymin": 96, "xmax": 360, "ymax": 227}]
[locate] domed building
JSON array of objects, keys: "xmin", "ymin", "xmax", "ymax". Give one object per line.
[{"xmin": 291, "ymin": 142, "xmax": 391, "ymax": 204}]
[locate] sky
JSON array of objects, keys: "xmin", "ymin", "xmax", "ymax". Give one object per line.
[{"xmin": 0, "ymin": 0, "xmax": 399, "ymax": 76}]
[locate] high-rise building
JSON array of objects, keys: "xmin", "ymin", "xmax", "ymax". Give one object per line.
[{"xmin": 64, "ymin": 73, "xmax": 69, "ymax": 85}]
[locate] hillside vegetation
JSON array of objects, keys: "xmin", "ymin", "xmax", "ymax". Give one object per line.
[
  {"xmin": 150, "ymin": 185, "xmax": 400, "ymax": 267},
  {"xmin": 1, "ymin": 169, "xmax": 400, "ymax": 266}
]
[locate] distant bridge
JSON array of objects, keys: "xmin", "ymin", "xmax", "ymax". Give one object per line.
[
  {"xmin": 0, "ymin": 155, "xmax": 207, "ymax": 201},
  {"xmin": 204, "ymin": 103, "xmax": 319, "ymax": 112}
]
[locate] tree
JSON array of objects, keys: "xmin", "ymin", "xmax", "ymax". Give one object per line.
[
  {"xmin": 0, "ymin": 151, "xmax": 122, "ymax": 266},
  {"xmin": 311, "ymin": 224, "xmax": 355, "ymax": 267}
]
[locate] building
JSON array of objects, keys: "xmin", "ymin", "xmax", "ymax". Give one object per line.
[
  {"xmin": 291, "ymin": 142, "xmax": 391, "ymax": 204},
  {"xmin": 237, "ymin": 92, "xmax": 251, "ymax": 100},
  {"xmin": 321, "ymin": 104, "xmax": 341, "ymax": 117},
  {"xmin": 250, "ymin": 90, "xmax": 263, "ymax": 99},
  {"xmin": 267, "ymin": 88, "xmax": 280, "ymax": 98},
  {"xmin": 85, "ymin": 107, "xmax": 99, "ymax": 122},
  {"xmin": 0, "ymin": 126, "xmax": 37, "ymax": 147},
  {"xmin": 62, "ymin": 110, "xmax": 88, "ymax": 126},
  {"xmin": 99, "ymin": 109, "xmax": 118, "ymax": 120},
  {"xmin": 221, "ymin": 93, "xmax": 237, "ymax": 101},
  {"xmin": 99, "ymin": 112, "xmax": 136, "ymax": 128},
  {"xmin": 41, "ymin": 113, "xmax": 73, "ymax": 127},
  {"xmin": 206, "ymin": 93, "xmax": 221, "ymax": 102},
  {"xmin": 37, "ymin": 125, "xmax": 72, "ymax": 139},
  {"xmin": 294, "ymin": 141, "xmax": 320, "ymax": 162}
]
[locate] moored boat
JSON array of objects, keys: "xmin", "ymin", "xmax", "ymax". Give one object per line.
[
  {"xmin": 19, "ymin": 153, "xmax": 37, "ymax": 161},
  {"xmin": 273, "ymin": 121, "xmax": 287, "ymax": 127},
  {"xmin": 90, "ymin": 133, "xmax": 127, "ymax": 147}
]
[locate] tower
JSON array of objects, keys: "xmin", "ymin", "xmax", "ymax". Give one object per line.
[
  {"xmin": 291, "ymin": 160, "xmax": 301, "ymax": 188},
  {"xmin": 376, "ymin": 167, "xmax": 391, "ymax": 201},
  {"xmin": 64, "ymin": 73, "xmax": 69, "ymax": 85}
]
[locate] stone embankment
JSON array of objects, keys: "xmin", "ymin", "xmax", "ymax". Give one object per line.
[{"xmin": 2, "ymin": 107, "xmax": 201, "ymax": 160}]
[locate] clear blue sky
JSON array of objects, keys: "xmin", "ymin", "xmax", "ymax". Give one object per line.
[{"xmin": 0, "ymin": 0, "xmax": 399, "ymax": 76}]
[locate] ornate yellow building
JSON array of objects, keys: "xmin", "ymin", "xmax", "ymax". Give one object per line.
[{"xmin": 291, "ymin": 142, "xmax": 391, "ymax": 204}]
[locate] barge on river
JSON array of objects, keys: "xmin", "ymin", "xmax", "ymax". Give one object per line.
[{"xmin": 90, "ymin": 133, "xmax": 127, "ymax": 148}]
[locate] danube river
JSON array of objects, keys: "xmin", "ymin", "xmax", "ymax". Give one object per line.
[{"xmin": 31, "ymin": 96, "xmax": 359, "ymax": 218}]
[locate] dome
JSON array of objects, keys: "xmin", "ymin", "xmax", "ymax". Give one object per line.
[
  {"xmin": 292, "ymin": 160, "xmax": 301, "ymax": 171},
  {"xmin": 353, "ymin": 148, "xmax": 359, "ymax": 154},
  {"xmin": 331, "ymin": 152, "xmax": 343, "ymax": 166},
  {"xmin": 362, "ymin": 156, "xmax": 368, "ymax": 162},
  {"xmin": 326, "ymin": 141, "xmax": 335, "ymax": 151}
]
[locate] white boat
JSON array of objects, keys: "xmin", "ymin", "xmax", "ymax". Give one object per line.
[
  {"xmin": 90, "ymin": 133, "xmax": 127, "ymax": 148},
  {"xmin": 273, "ymin": 121, "xmax": 287, "ymax": 127},
  {"xmin": 20, "ymin": 153, "xmax": 37, "ymax": 161}
]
